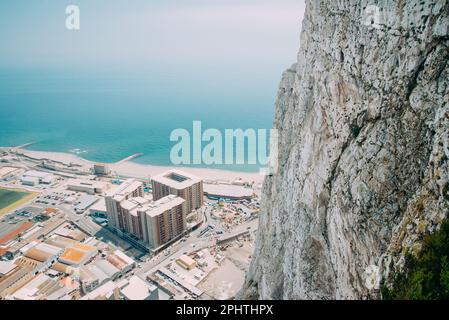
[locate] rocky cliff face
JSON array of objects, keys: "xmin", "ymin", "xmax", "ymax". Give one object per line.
[{"xmin": 241, "ymin": 0, "xmax": 449, "ymax": 299}]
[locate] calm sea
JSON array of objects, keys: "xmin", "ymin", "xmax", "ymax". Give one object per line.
[{"xmin": 0, "ymin": 68, "xmax": 277, "ymax": 172}]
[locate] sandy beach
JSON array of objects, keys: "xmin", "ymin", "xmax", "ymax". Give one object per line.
[{"xmin": 18, "ymin": 149, "xmax": 266, "ymax": 184}]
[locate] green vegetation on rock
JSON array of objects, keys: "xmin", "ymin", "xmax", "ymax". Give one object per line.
[{"xmin": 382, "ymin": 219, "xmax": 449, "ymax": 300}]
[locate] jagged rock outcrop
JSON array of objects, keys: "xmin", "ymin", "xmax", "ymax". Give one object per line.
[{"xmin": 241, "ymin": 0, "xmax": 449, "ymax": 299}]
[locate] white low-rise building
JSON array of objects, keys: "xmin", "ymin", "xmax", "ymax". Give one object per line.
[
  {"xmin": 21, "ymin": 176, "xmax": 40, "ymax": 186},
  {"xmin": 74, "ymin": 195, "xmax": 99, "ymax": 213},
  {"xmin": 120, "ymin": 276, "xmax": 159, "ymax": 300},
  {"xmin": 21, "ymin": 170, "xmax": 55, "ymax": 186},
  {"xmin": 203, "ymin": 183, "xmax": 253, "ymax": 200},
  {"xmin": 79, "ymin": 260, "xmax": 120, "ymax": 294},
  {"xmin": 89, "ymin": 198, "xmax": 107, "ymax": 218},
  {"xmin": 0, "ymin": 261, "xmax": 18, "ymax": 277},
  {"xmin": 80, "ymin": 281, "xmax": 120, "ymax": 300},
  {"xmin": 66, "ymin": 179, "xmax": 110, "ymax": 195}
]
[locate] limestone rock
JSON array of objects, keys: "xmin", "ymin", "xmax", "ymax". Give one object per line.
[{"xmin": 241, "ymin": 0, "xmax": 449, "ymax": 299}]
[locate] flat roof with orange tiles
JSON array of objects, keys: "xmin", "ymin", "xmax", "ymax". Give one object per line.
[
  {"xmin": 52, "ymin": 262, "xmax": 72, "ymax": 274},
  {"xmin": 73, "ymin": 243, "xmax": 95, "ymax": 252},
  {"xmin": 0, "ymin": 221, "xmax": 34, "ymax": 246},
  {"xmin": 24, "ymin": 248, "xmax": 53, "ymax": 262},
  {"xmin": 60, "ymin": 248, "xmax": 86, "ymax": 263}
]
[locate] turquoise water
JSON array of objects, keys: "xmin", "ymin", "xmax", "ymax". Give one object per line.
[{"xmin": 0, "ymin": 68, "xmax": 277, "ymax": 172}]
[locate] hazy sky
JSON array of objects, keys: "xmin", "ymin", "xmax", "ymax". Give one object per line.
[{"xmin": 0, "ymin": 0, "xmax": 306, "ymax": 74}]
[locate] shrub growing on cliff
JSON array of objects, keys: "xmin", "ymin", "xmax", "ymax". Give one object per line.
[{"xmin": 382, "ymin": 219, "xmax": 449, "ymax": 300}]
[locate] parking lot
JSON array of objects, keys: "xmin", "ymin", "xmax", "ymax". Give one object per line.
[
  {"xmin": 34, "ymin": 191, "xmax": 72, "ymax": 206},
  {"xmin": 0, "ymin": 205, "xmax": 44, "ymax": 240}
]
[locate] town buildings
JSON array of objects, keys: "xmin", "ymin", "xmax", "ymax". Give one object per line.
[
  {"xmin": 66, "ymin": 179, "xmax": 110, "ymax": 195},
  {"xmin": 93, "ymin": 163, "xmax": 110, "ymax": 176},
  {"xmin": 105, "ymin": 179, "xmax": 188, "ymax": 251},
  {"xmin": 151, "ymin": 170, "xmax": 204, "ymax": 213},
  {"xmin": 105, "ymin": 179, "xmax": 144, "ymax": 232},
  {"xmin": 21, "ymin": 170, "xmax": 55, "ymax": 186}
]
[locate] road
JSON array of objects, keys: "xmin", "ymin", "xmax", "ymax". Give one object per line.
[
  {"xmin": 136, "ymin": 217, "xmax": 258, "ymax": 278},
  {"xmin": 63, "ymin": 208, "xmax": 145, "ymax": 255}
]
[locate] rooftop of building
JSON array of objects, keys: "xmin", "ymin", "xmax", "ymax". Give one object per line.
[
  {"xmin": 73, "ymin": 243, "xmax": 96, "ymax": 252},
  {"xmin": 177, "ymin": 254, "xmax": 196, "ymax": 267},
  {"xmin": 14, "ymin": 256, "xmax": 42, "ymax": 269},
  {"xmin": 80, "ymin": 264, "xmax": 108, "ymax": 284},
  {"xmin": 94, "ymin": 163, "xmax": 108, "ymax": 168},
  {"xmin": 46, "ymin": 286, "xmax": 71, "ymax": 300},
  {"xmin": 57, "ymin": 240, "xmax": 97, "ymax": 265},
  {"xmin": 89, "ymin": 198, "xmax": 106, "ymax": 212},
  {"xmin": 112, "ymin": 250, "xmax": 135, "ymax": 265},
  {"xmin": 132, "ymin": 196, "xmax": 148, "ymax": 205},
  {"xmin": 0, "ymin": 265, "xmax": 33, "ymax": 294},
  {"xmin": 203, "ymin": 183, "xmax": 253, "ymax": 199},
  {"xmin": 80, "ymin": 280, "xmax": 117, "ymax": 300},
  {"xmin": 53, "ymin": 226, "xmax": 86, "ymax": 242},
  {"xmin": 0, "ymin": 261, "xmax": 17, "ymax": 276},
  {"xmin": 10, "ymin": 273, "xmax": 54, "ymax": 300},
  {"xmin": 67, "ymin": 178, "xmax": 109, "ymax": 189},
  {"xmin": 120, "ymin": 199, "xmax": 139, "ymax": 211},
  {"xmin": 120, "ymin": 195, "xmax": 152, "ymax": 212},
  {"xmin": 117, "ymin": 194, "xmax": 183, "ymax": 218},
  {"xmin": 93, "ymin": 259, "xmax": 120, "ymax": 278},
  {"xmin": 0, "ymin": 166, "xmax": 21, "ymax": 177},
  {"xmin": 106, "ymin": 179, "xmax": 143, "ymax": 202},
  {"xmin": 144, "ymin": 195, "xmax": 185, "ymax": 218},
  {"xmin": 107, "ymin": 251, "xmax": 135, "ymax": 270},
  {"xmin": 45, "ymin": 235, "xmax": 78, "ymax": 249},
  {"xmin": 20, "ymin": 176, "xmax": 40, "ymax": 185},
  {"xmin": 25, "ymin": 247, "xmax": 54, "ymax": 262},
  {"xmin": 74, "ymin": 195, "xmax": 99, "ymax": 211},
  {"xmin": 0, "ymin": 221, "xmax": 34, "ymax": 246},
  {"xmin": 51, "ymin": 262, "xmax": 73, "ymax": 275},
  {"xmin": 23, "ymin": 170, "xmax": 51, "ymax": 177},
  {"xmin": 34, "ymin": 242, "xmax": 63, "ymax": 256},
  {"xmin": 59, "ymin": 248, "xmax": 87, "ymax": 264},
  {"xmin": 151, "ymin": 169, "xmax": 202, "ymax": 189},
  {"xmin": 121, "ymin": 275, "xmax": 156, "ymax": 300}
]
